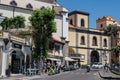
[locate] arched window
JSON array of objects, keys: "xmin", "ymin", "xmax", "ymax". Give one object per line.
[
  {"xmin": 70, "ymin": 19, "xmax": 73, "ymax": 25},
  {"xmin": 10, "ymin": 0, "xmax": 17, "ymax": 6},
  {"xmin": 40, "ymin": 6, "xmax": 45, "ymax": 10},
  {"xmin": 100, "ymin": 24, "xmax": 103, "ymax": 28},
  {"xmin": 81, "ymin": 36, "xmax": 85, "ymax": 45},
  {"xmin": 103, "ymin": 39, "xmax": 107, "ymax": 47},
  {"xmin": 26, "ymin": 3, "xmax": 33, "ymax": 9},
  {"xmin": 92, "ymin": 36, "xmax": 97, "ymax": 46},
  {"xmin": 81, "ymin": 19, "xmax": 85, "ymax": 27}
]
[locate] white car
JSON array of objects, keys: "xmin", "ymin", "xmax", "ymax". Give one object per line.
[{"xmin": 92, "ymin": 62, "xmax": 104, "ymax": 69}]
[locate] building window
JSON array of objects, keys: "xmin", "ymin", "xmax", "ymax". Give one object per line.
[
  {"xmin": 92, "ymin": 36, "xmax": 97, "ymax": 46},
  {"xmin": 100, "ymin": 24, "xmax": 103, "ymax": 28},
  {"xmin": 55, "ymin": 44, "xmax": 60, "ymax": 53},
  {"xmin": 81, "ymin": 19, "xmax": 85, "ymax": 27},
  {"xmin": 10, "ymin": 0, "xmax": 17, "ymax": 6},
  {"xmin": 49, "ymin": 41, "xmax": 54, "ymax": 50},
  {"xmin": 80, "ymin": 36, "xmax": 85, "ymax": 45},
  {"xmin": 26, "ymin": 3, "xmax": 33, "ymax": 9},
  {"xmin": 103, "ymin": 39, "xmax": 107, "ymax": 47},
  {"xmin": 70, "ymin": 19, "xmax": 73, "ymax": 25}
]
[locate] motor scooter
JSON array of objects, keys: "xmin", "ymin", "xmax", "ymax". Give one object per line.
[{"xmin": 86, "ymin": 65, "xmax": 90, "ymax": 72}]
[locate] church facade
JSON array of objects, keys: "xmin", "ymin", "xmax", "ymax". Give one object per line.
[{"xmin": 68, "ymin": 10, "xmax": 111, "ymax": 65}]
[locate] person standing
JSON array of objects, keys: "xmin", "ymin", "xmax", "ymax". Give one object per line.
[{"xmin": 104, "ymin": 62, "xmax": 109, "ymax": 72}]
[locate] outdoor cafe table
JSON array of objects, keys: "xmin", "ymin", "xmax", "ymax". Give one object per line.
[{"xmin": 27, "ymin": 68, "xmax": 39, "ymax": 75}]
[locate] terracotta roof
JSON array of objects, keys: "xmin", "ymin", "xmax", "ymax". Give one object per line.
[
  {"xmin": 51, "ymin": 37, "xmax": 64, "ymax": 44},
  {"xmin": 69, "ymin": 24, "xmax": 76, "ymax": 29},
  {"xmin": 68, "ymin": 10, "xmax": 89, "ymax": 16}
]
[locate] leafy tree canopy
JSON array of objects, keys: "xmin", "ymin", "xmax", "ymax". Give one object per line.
[
  {"xmin": 29, "ymin": 7, "xmax": 56, "ymax": 60},
  {"xmin": 111, "ymin": 45, "xmax": 120, "ymax": 57},
  {"xmin": 0, "ymin": 16, "xmax": 25, "ymax": 30},
  {"xmin": 103, "ymin": 25, "xmax": 118, "ymax": 37}
]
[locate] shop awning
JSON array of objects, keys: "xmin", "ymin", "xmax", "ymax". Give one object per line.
[
  {"xmin": 47, "ymin": 58, "xmax": 61, "ymax": 61},
  {"xmin": 65, "ymin": 57, "xmax": 74, "ymax": 61}
]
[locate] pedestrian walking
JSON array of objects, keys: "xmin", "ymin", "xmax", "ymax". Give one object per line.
[{"xmin": 104, "ymin": 62, "xmax": 109, "ymax": 72}]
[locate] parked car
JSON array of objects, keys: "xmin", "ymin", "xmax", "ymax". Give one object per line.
[{"xmin": 92, "ymin": 62, "xmax": 104, "ymax": 69}]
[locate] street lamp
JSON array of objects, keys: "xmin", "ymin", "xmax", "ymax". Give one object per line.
[
  {"xmin": 104, "ymin": 49, "xmax": 107, "ymax": 63},
  {"xmin": 39, "ymin": 47, "xmax": 43, "ymax": 75}
]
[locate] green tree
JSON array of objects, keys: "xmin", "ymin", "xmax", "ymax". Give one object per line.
[
  {"xmin": 103, "ymin": 25, "xmax": 119, "ymax": 64},
  {"xmin": 0, "ymin": 17, "xmax": 12, "ymax": 30},
  {"xmin": 12, "ymin": 16, "xmax": 25, "ymax": 28},
  {"xmin": 29, "ymin": 8, "xmax": 56, "ymax": 60},
  {"xmin": 111, "ymin": 46, "xmax": 120, "ymax": 57},
  {"xmin": 103, "ymin": 25, "xmax": 118, "ymax": 47},
  {"xmin": 111, "ymin": 45, "xmax": 120, "ymax": 64},
  {"xmin": 1, "ymin": 16, "xmax": 25, "ymax": 30}
]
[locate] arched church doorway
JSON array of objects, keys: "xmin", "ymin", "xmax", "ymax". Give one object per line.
[
  {"xmin": 91, "ymin": 50, "xmax": 99, "ymax": 64},
  {"xmin": 11, "ymin": 50, "xmax": 24, "ymax": 74}
]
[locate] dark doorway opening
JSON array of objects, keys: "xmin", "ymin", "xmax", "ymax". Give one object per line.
[
  {"xmin": 91, "ymin": 50, "xmax": 99, "ymax": 64},
  {"xmin": 11, "ymin": 50, "xmax": 24, "ymax": 74}
]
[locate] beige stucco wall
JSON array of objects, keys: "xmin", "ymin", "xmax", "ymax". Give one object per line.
[
  {"xmin": 68, "ymin": 28, "xmax": 110, "ymax": 65},
  {"xmin": 68, "ymin": 13, "xmax": 112, "ymax": 65},
  {"xmin": 78, "ymin": 33, "xmax": 88, "ymax": 47},
  {"xmin": 1, "ymin": 0, "xmax": 53, "ymax": 9},
  {"xmin": 77, "ymin": 48, "xmax": 87, "ymax": 65},
  {"xmin": 89, "ymin": 34, "xmax": 101, "ymax": 48},
  {"xmin": 68, "ymin": 29, "xmax": 76, "ymax": 46},
  {"xmin": 77, "ymin": 14, "xmax": 88, "ymax": 28},
  {"xmin": 69, "ymin": 14, "xmax": 76, "ymax": 26}
]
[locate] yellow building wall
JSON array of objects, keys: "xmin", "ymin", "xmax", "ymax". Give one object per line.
[
  {"xmin": 77, "ymin": 14, "xmax": 89, "ymax": 28},
  {"xmin": 78, "ymin": 33, "xmax": 88, "ymax": 47},
  {"xmin": 78, "ymin": 48, "xmax": 88, "ymax": 65},
  {"xmin": 89, "ymin": 34, "xmax": 101, "ymax": 48},
  {"xmin": 69, "ymin": 30, "xmax": 76, "ymax": 46},
  {"xmin": 69, "ymin": 14, "xmax": 76, "ymax": 26}
]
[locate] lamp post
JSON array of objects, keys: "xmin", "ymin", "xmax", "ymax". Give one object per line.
[
  {"xmin": 104, "ymin": 48, "xmax": 107, "ymax": 63},
  {"xmin": 39, "ymin": 47, "xmax": 43, "ymax": 75}
]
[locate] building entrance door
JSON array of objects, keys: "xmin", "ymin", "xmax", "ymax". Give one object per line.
[
  {"xmin": 91, "ymin": 50, "xmax": 99, "ymax": 64},
  {"xmin": 11, "ymin": 51, "xmax": 24, "ymax": 74},
  {"xmin": 11, "ymin": 54, "xmax": 20, "ymax": 73}
]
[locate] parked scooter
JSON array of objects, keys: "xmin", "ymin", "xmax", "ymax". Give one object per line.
[{"xmin": 86, "ymin": 65, "xmax": 90, "ymax": 72}]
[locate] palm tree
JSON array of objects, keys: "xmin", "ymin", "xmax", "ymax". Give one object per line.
[
  {"xmin": 103, "ymin": 25, "xmax": 119, "ymax": 64},
  {"xmin": 111, "ymin": 45, "xmax": 120, "ymax": 69},
  {"xmin": 103, "ymin": 25, "xmax": 118, "ymax": 47},
  {"xmin": 104, "ymin": 25, "xmax": 118, "ymax": 48},
  {"xmin": 111, "ymin": 46, "xmax": 120, "ymax": 57}
]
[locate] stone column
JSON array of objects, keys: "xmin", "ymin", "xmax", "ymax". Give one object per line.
[
  {"xmin": 1, "ymin": 52, "xmax": 7, "ymax": 77},
  {"xmin": 61, "ymin": 37, "xmax": 66, "ymax": 66}
]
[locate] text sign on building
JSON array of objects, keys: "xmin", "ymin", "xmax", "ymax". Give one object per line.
[{"xmin": 12, "ymin": 43, "xmax": 22, "ymax": 49}]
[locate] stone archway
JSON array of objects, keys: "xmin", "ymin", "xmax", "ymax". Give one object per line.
[
  {"xmin": 11, "ymin": 50, "xmax": 24, "ymax": 74},
  {"xmin": 91, "ymin": 50, "xmax": 99, "ymax": 63}
]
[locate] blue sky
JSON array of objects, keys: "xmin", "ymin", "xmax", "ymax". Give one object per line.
[{"xmin": 57, "ymin": 0, "xmax": 120, "ymax": 28}]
